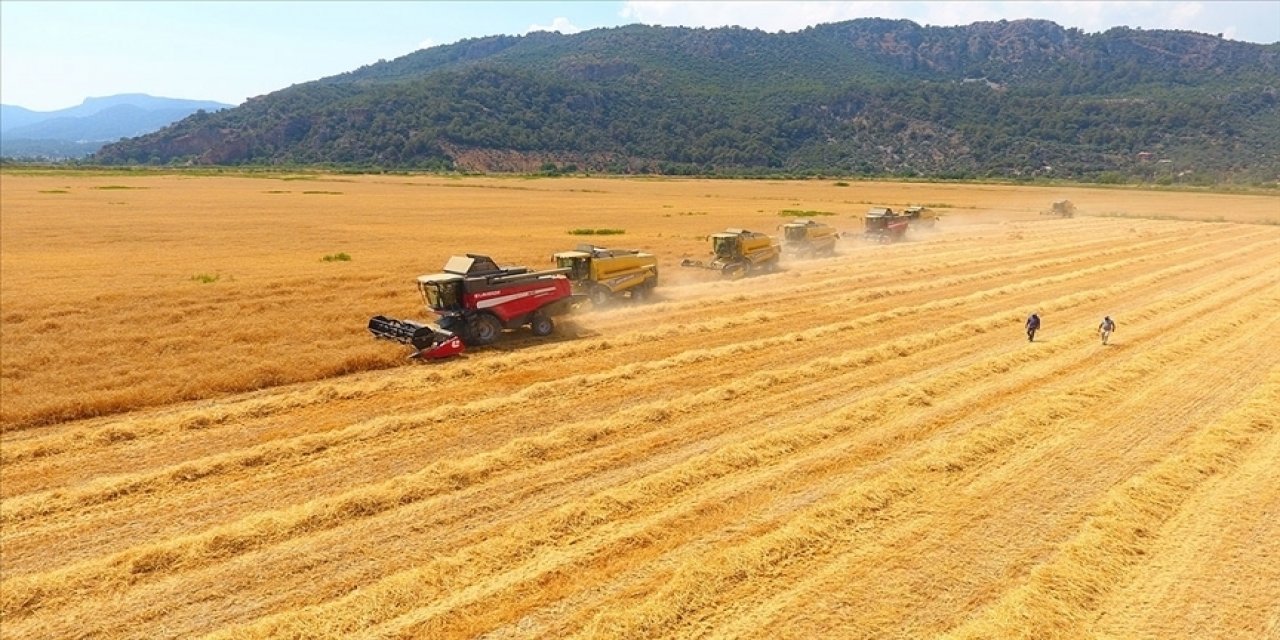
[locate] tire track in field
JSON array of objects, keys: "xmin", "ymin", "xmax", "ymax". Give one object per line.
[
  {"xmin": 566, "ymin": 290, "xmax": 1275, "ymax": 640},
  {"xmin": 8, "ymin": 230, "xmax": 1268, "ymax": 627},
  {"xmin": 5, "ymin": 220, "xmax": 1249, "ymax": 475},
  {"xmin": 129, "ymin": 259, "xmax": 1280, "ymax": 640},
  {"xmin": 695, "ymin": 302, "xmax": 1280, "ymax": 639},
  {"xmin": 0, "ymin": 220, "xmax": 1214, "ymax": 478},
  {"xmin": 942, "ymin": 372, "xmax": 1279, "ymax": 640},
  {"xmin": 396, "ymin": 268, "xmax": 1280, "ymax": 640},
  {"xmin": 0, "ymin": 227, "xmax": 1259, "ymax": 558},
  {"xmin": 5, "ymin": 232, "xmax": 1274, "ymax": 616},
  {"xmin": 5, "ymin": 222, "xmax": 1274, "ymax": 637},
  {"xmin": 172, "ymin": 256, "xmax": 1280, "ymax": 640}
]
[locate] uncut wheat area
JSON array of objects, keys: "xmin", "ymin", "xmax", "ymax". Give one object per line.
[{"xmin": 1, "ymin": 171, "xmax": 1278, "ymax": 640}]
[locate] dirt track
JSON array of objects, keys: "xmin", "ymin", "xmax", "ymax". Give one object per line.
[{"xmin": 1, "ymin": 174, "xmax": 1278, "ymax": 638}]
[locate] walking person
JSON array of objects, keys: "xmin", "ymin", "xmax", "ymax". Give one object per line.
[
  {"xmin": 1098, "ymin": 315, "xmax": 1116, "ymax": 345},
  {"xmin": 1026, "ymin": 312, "xmax": 1041, "ymax": 342}
]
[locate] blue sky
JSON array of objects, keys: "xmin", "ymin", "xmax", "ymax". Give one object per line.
[{"xmin": 3, "ymin": 1, "xmax": 1277, "ymax": 111}]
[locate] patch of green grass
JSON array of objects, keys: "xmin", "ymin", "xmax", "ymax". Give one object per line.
[
  {"xmin": 321, "ymin": 252, "xmax": 352, "ymax": 262},
  {"xmin": 263, "ymin": 190, "xmax": 291, "ymax": 194},
  {"xmin": 38, "ymin": 189, "xmax": 68, "ymax": 194},
  {"xmin": 921, "ymin": 202, "xmax": 953, "ymax": 208},
  {"xmin": 778, "ymin": 209, "xmax": 836, "ymax": 217},
  {"xmin": 833, "ymin": 181, "xmax": 850, "ymax": 187},
  {"xmin": 93, "ymin": 185, "xmax": 147, "ymax": 190},
  {"xmin": 302, "ymin": 190, "xmax": 344, "ymax": 195},
  {"xmin": 568, "ymin": 228, "xmax": 626, "ymax": 235},
  {"xmin": 191, "ymin": 273, "xmax": 220, "ymax": 284}
]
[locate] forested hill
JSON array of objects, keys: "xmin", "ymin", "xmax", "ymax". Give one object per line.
[{"xmin": 95, "ymin": 19, "xmax": 1280, "ymax": 184}]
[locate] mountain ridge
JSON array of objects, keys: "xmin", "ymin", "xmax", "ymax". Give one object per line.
[
  {"xmin": 93, "ymin": 20, "xmax": 1280, "ymax": 183},
  {"xmin": 1, "ymin": 94, "xmax": 232, "ymax": 159}
]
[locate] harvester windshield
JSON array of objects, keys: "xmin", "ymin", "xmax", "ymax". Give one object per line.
[
  {"xmin": 712, "ymin": 235, "xmax": 740, "ymax": 258},
  {"xmin": 555, "ymin": 255, "xmax": 591, "ymax": 282},
  {"xmin": 418, "ymin": 275, "xmax": 462, "ymax": 311},
  {"xmin": 784, "ymin": 226, "xmax": 809, "ymax": 242}
]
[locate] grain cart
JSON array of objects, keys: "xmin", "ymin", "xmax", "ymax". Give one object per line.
[
  {"xmin": 553, "ymin": 244, "xmax": 659, "ymax": 306},
  {"xmin": 1042, "ymin": 200, "xmax": 1076, "ymax": 218},
  {"xmin": 780, "ymin": 219, "xmax": 838, "ymax": 258},
  {"xmin": 863, "ymin": 207, "xmax": 909, "ymax": 243},
  {"xmin": 903, "ymin": 206, "xmax": 940, "ymax": 229},
  {"xmin": 368, "ymin": 254, "xmax": 584, "ymax": 357},
  {"xmin": 680, "ymin": 229, "xmax": 781, "ymax": 278}
]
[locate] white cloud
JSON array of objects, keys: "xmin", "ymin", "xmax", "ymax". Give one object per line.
[
  {"xmin": 417, "ymin": 37, "xmax": 436, "ymax": 50},
  {"xmin": 528, "ymin": 17, "xmax": 583, "ymax": 34}
]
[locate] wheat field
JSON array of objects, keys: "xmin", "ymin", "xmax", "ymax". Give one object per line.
[{"xmin": 1, "ymin": 172, "xmax": 1278, "ymax": 639}]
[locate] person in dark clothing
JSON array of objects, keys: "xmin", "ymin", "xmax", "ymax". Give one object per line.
[{"xmin": 1026, "ymin": 313, "xmax": 1041, "ymax": 342}]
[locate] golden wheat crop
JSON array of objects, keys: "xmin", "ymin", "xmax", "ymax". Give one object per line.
[{"xmin": 1, "ymin": 171, "xmax": 1277, "ymax": 639}]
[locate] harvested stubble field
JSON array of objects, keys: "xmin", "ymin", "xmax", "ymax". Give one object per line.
[{"xmin": 1, "ymin": 171, "xmax": 1278, "ymax": 639}]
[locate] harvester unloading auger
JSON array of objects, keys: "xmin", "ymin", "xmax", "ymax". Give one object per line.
[{"xmin": 369, "ymin": 254, "xmax": 584, "ymax": 359}]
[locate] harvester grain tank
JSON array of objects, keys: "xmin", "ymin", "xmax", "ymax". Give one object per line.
[
  {"xmin": 903, "ymin": 206, "xmax": 939, "ymax": 229},
  {"xmin": 680, "ymin": 229, "xmax": 781, "ymax": 278},
  {"xmin": 780, "ymin": 219, "xmax": 838, "ymax": 257},
  {"xmin": 863, "ymin": 207, "xmax": 909, "ymax": 243},
  {"xmin": 368, "ymin": 254, "xmax": 583, "ymax": 357},
  {"xmin": 553, "ymin": 244, "xmax": 658, "ymax": 306}
]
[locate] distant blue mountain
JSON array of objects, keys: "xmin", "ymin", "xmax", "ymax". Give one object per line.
[{"xmin": 1, "ymin": 94, "xmax": 233, "ymax": 159}]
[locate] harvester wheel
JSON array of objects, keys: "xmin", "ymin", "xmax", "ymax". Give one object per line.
[
  {"xmin": 589, "ymin": 285, "xmax": 612, "ymax": 307},
  {"xmin": 630, "ymin": 285, "xmax": 649, "ymax": 303},
  {"xmin": 530, "ymin": 312, "xmax": 554, "ymax": 337},
  {"xmin": 467, "ymin": 313, "xmax": 502, "ymax": 346},
  {"xmin": 723, "ymin": 264, "xmax": 745, "ymax": 279}
]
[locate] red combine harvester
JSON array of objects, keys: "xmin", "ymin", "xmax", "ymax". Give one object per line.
[
  {"xmin": 863, "ymin": 207, "xmax": 910, "ymax": 243},
  {"xmin": 368, "ymin": 254, "xmax": 584, "ymax": 359}
]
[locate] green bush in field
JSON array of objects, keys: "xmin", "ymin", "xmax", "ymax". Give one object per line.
[{"xmin": 568, "ymin": 228, "xmax": 626, "ymax": 235}]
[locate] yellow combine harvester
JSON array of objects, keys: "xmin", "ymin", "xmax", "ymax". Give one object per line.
[
  {"xmin": 681, "ymin": 228, "xmax": 781, "ymax": 278},
  {"xmin": 1042, "ymin": 200, "xmax": 1076, "ymax": 218},
  {"xmin": 553, "ymin": 244, "xmax": 659, "ymax": 305},
  {"xmin": 780, "ymin": 219, "xmax": 838, "ymax": 257},
  {"xmin": 903, "ymin": 206, "xmax": 940, "ymax": 228}
]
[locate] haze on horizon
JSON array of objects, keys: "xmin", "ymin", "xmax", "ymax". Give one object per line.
[{"xmin": 3, "ymin": 0, "xmax": 1278, "ymax": 112}]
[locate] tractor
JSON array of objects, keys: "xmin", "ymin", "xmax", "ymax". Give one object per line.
[
  {"xmin": 864, "ymin": 207, "xmax": 909, "ymax": 243},
  {"xmin": 368, "ymin": 254, "xmax": 584, "ymax": 358},
  {"xmin": 553, "ymin": 244, "xmax": 659, "ymax": 306},
  {"xmin": 780, "ymin": 219, "xmax": 838, "ymax": 258},
  {"xmin": 681, "ymin": 228, "xmax": 781, "ymax": 278}
]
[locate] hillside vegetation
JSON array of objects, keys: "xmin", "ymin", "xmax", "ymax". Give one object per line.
[{"xmin": 94, "ymin": 20, "xmax": 1280, "ymax": 184}]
